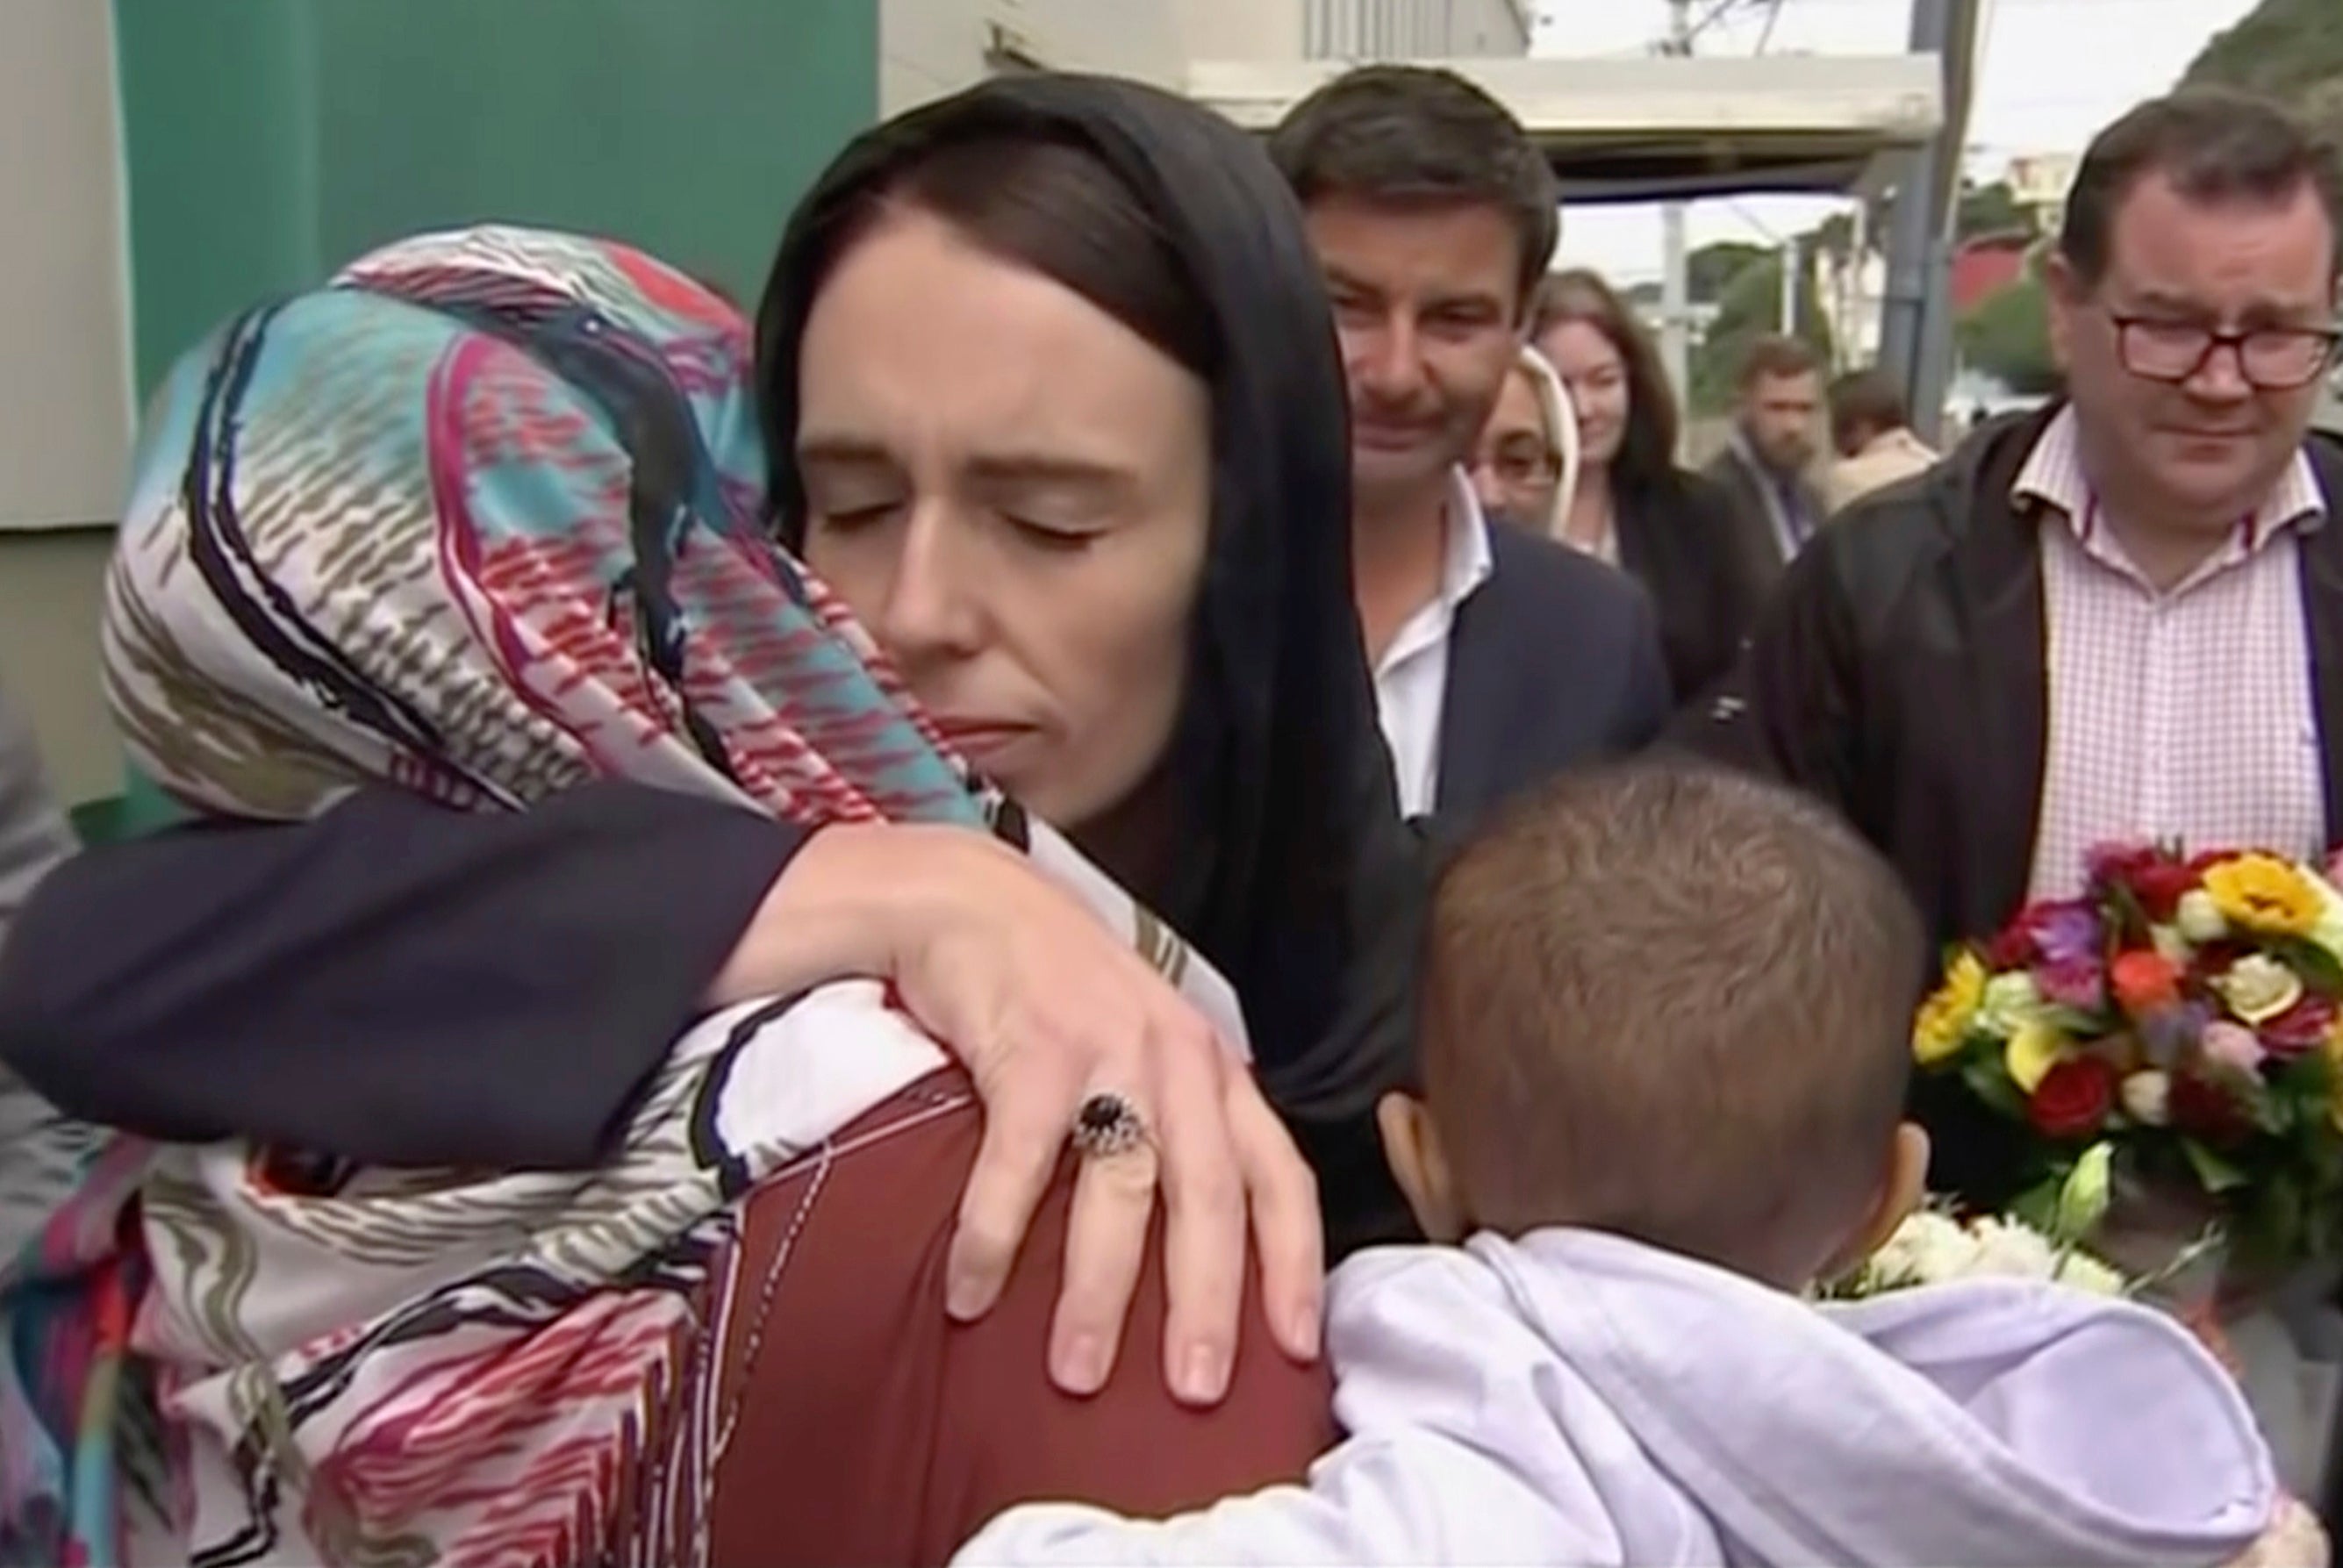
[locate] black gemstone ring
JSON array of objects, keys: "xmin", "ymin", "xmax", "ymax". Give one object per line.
[{"xmin": 1071, "ymin": 1091, "xmax": 1149, "ymax": 1158}]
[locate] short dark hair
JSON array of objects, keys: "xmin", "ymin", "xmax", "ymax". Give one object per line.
[
  {"xmin": 1827, "ymin": 368, "xmax": 1910, "ymax": 450},
  {"xmin": 1532, "ymin": 268, "xmax": 1680, "ymax": 494},
  {"xmin": 2060, "ymin": 88, "xmax": 2343, "ymax": 288},
  {"xmin": 1269, "ymin": 65, "xmax": 1558, "ymax": 308},
  {"xmin": 1737, "ymin": 333, "xmax": 1821, "ymax": 391},
  {"xmin": 1419, "ymin": 762, "xmax": 1924, "ymax": 1285}
]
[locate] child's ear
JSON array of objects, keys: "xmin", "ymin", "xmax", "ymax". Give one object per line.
[
  {"xmin": 1377, "ymin": 1092, "xmax": 1467, "ymax": 1242},
  {"xmin": 1822, "ymin": 1121, "xmax": 1931, "ymax": 1279}
]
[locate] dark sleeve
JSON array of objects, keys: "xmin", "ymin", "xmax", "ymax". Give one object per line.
[
  {"xmin": 0, "ymin": 781, "xmax": 805, "ymax": 1167},
  {"xmin": 1613, "ymin": 588, "xmax": 1673, "ymax": 753},
  {"xmin": 1669, "ymin": 536, "xmax": 1864, "ymax": 816}
]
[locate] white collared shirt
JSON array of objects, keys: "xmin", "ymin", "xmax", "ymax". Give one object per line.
[
  {"xmin": 2017, "ymin": 405, "xmax": 2330, "ymax": 899},
  {"xmin": 1372, "ymin": 472, "xmax": 1496, "ymax": 817}
]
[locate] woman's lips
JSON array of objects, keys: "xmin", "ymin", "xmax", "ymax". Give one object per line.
[{"xmin": 934, "ymin": 720, "xmax": 1036, "ymax": 762}]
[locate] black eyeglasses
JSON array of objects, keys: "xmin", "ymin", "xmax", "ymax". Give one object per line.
[{"xmin": 2108, "ymin": 311, "xmax": 2342, "ymax": 390}]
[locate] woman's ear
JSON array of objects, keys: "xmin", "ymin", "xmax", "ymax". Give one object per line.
[{"xmin": 1376, "ymin": 1092, "xmax": 1467, "ymax": 1243}]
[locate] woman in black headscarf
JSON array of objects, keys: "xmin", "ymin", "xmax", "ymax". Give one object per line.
[{"xmin": 0, "ymin": 70, "xmax": 1422, "ymax": 1428}]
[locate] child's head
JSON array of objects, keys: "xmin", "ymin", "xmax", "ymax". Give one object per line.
[{"xmin": 1380, "ymin": 762, "xmax": 1931, "ymax": 1288}]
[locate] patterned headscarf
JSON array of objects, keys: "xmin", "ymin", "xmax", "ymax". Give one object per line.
[{"xmin": 7, "ymin": 226, "xmax": 1244, "ymax": 1567}]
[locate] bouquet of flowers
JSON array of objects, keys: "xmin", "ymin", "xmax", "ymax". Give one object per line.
[{"xmin": 1912, "ymin": 842, "xmax": 2343, "ymax": 1273}]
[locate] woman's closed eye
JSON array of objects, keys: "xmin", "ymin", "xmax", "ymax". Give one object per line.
[{"xmin": 1004, "ymin": 513, "xmax": 1103, "ymax": 553}]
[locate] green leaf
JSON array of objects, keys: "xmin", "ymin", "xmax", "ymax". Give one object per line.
[
  {"xmin": 2054, "ymin": 1143, "xmax": 2116, "ymax": 1242},
  {"xmin": 2270, "ymin": 935, "xmax": 2343, "ymax": 997},
  {"xmin": 2181, "ymin": 1137, "xmax": 2251, "ymax": 1193},
  {"xmin": 2009, "ymin": 1177, "xmax": 2065, "ymax": 1235},
  {"xmin": 1962, "ymin": 1056, "xmax": 2030, "ymax": 1120}
]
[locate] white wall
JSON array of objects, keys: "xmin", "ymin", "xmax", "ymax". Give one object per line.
[
  {"xmin": 878, "ymin": 0, "xmax": 1532, "ymax": 115},
  {"xmin": 1302, "ymin": 0, "xmax": 1532, "ymax": 58},
  {"xmin": 881, "ymin": 0, "xmax": 1189, "ymax": 113},
  {"xmin": 0, "ymin": 0, "xmax": 133, "ymax": 800}
]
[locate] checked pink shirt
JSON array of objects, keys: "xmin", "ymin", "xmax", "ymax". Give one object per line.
[{"xmin": 2019, "ymin": 406, "xmax": 2331, "ymax": 900}]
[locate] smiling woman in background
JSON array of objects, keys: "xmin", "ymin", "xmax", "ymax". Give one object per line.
[{"xmin": 1532, "ymin": 268, "xmax": 1765, "ymax": 706}]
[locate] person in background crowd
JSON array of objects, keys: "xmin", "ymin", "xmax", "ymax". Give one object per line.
[
  {"xmin": 1687, "ymin": 88, "xmax": 2343, "ymax": 1505},
  {"xmin": 957, "ymin": 763, "xmax": 2291, "ymax": 1568},
  {"xmin": 1268, "ymin": 66, "xmax": 1667, "ymax": 826},
  {"xmin": 1823, "ymin": 366, "xmax": 1940, "ymax": 514},
  {"xmin": 1533, "ymin": 268, "xmax": 1765, "ymax": 706},
  {"xmin": 1706, "ymin": 333, "xmax": 1827, "ymax": 588},
  {"xmin": 0, "ymin": 680, "xmax": 69, "ymax": 951},
  {"xmin": 1466, "ymin": 344, "xmax": 1575, "ymax": 538}
]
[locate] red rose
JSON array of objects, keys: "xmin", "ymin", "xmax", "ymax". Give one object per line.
[
  {"xmin": 2028, "ymin": 1057, "xmax": 2116, "ymax": 1140},
  {"xmin": 1988, "ymin": 918, "xmax": 2038, "ymax": 970},
  {"xmin": 2261, "ymin": 994, "xmax": 2336, "ymax": 1059},
  {"xmin": 2169, "ymin": 1071, "xmax": 2253, "ymax": 1145},
  {"xmin": 2132, "ymin": 860, "xmax": 2203, "ymax": 921},
  {"xmin": 2110, "ymin": 950, "xmax": 2182, "ymax": 1016}
]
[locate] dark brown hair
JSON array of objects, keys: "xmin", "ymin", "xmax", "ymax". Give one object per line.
[
  {"xmin": 1737, "ymin": 333, "xmax": 1821, "ymax": 391},
  {"xmin": 1419, "ymin": 762, "xmax": 1924, "ymax": 1285},
  {"xmin": 1532, "ymin": 268, "xmax": 1680, "ymax": 494},
  {"xmin": 842, "ymin": 134, "xmax": 1221, "ymax": 383},
  {"xmin": 2060, "ymin": 88, "xmax": 2343, "ymax": 288},
  {"xmin": 1269, "ymin": 64, "xmax": 1558, "ymax": 311},
  {"xmin": 1827, "ymin": 368, "xmax": 1910, "ymax": 451}
]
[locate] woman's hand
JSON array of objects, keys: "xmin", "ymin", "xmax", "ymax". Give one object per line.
[{"xmin": 709, "ymin": 821, "xmax": 1323, "ymax": 1406}]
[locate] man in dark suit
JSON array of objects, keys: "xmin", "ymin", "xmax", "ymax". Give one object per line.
[
  {"xmin": 1270, "ymin": 67, "xmax": 1668, "ymax": 824},
  {"xmin": 1704, "ymin": 333, "xmax": 1828, "ymax": 591}
]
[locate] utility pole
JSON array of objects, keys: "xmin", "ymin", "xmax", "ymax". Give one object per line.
[
  {"xmin": 1878, "ymin": 0, "xmax": 1983, "ymax": 445},
  {"xmin": 1658, "ymin": 0, "xmax": 1694, "ymax": 430}
]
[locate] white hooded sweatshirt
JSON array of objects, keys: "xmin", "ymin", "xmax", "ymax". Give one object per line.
[{"xmin": 956, "ymin": 1228, "xmax": 2277, "ymax": 1566}]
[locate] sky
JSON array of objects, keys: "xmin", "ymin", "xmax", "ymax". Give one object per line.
[{"xmin": 1529, "ymin": 0, "xmax": 2266, "ymax": 284}]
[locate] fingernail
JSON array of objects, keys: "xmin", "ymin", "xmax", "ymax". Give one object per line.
[
  {"xmin": 1176, "ymin": 1342, "xmax": 1227, "ymax": 1405},
  {"xmin": 1286, "ymin": 1303, "xmax": 1322, "ymax": 1361},
  {"xmin": 945, "ymin": 1273, "xmax": 989, "ymax": 1321},
  {"xmin": 1055, "ymin": 1333, "xmax": 1108, "ymax": 1394}
]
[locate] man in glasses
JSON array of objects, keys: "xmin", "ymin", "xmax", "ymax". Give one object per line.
[{"xmin": 1685, "ymin": 86, "xmax": 2343, "ymax": 1200}]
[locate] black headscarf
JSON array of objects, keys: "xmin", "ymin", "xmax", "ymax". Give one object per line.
[{"xmin": 754, "ymin": 75, "xmax": 1424, "ymax": 1242}]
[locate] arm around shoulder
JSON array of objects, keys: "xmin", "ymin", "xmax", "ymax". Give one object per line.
[{"xmin": 0, "ymin": 781, "xmax": 806, "ymax": 1164}]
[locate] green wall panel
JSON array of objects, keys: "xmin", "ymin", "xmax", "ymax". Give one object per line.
[{"xmin": 115, "ymin": 0, "xmax": 878, "ymax": 393}]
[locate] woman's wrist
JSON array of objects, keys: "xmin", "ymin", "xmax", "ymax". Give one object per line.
[{"xmin": 706, "ymin": 822, "xmax": 938, "ymax": 1006}]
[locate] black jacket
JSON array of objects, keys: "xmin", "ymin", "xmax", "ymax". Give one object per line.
[
  {"xmin": 1702, "ymin": 439, "xmax": 1828, "ymax": 593},
  {"xmin": 1436, "ymin": 522, "xmax": 1670, "ymax": 824},
  {"xmin": 1611, "ymin": 467, "xmax": 1766, "ymax": 708},
  {"xmin": 1682, "ymin": 404, "xmax": 2343, "ymax": 1199}
]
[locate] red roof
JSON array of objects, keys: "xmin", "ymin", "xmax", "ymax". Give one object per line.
[{"xmin": 1952, "ymin": 232, "xmax": 2033, "ymax": 313}]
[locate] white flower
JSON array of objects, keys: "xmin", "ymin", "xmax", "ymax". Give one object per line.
[
  {"xmin": 2054, "ymin": 1250, "xmax": 2127, "ymax": 1297},
  {"xmin": 1869, "ymin": 1210, "xmax": 1976, "ymax": 1286},
  {"xmin": 1977, "ymin": 971, "xmax": 2044, "ymax": 1037},
  {"xmin": 2150, "ymin": 923, "xmax": 2193, "ymax": 967},
  {"xmin": 2218, "ymin": 953, "xmax": 2304, "ymax": 1025},
  {"xmin": 1967, "ymin": 1217, "xmax": 2059, "ymax": 1280},
  {"xmin": 2120, "ymin": 1070, "xmax": 2172, "ymax": 1127},
  {"xmin": 2175, "ymin": 889, "xmax": 2229, "ymax": 944}
]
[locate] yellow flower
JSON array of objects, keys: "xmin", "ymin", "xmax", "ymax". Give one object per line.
[
  {"xmin": 2004, "ymin": 1018, "xmax": 2067, "ymax": 1093},
  {"xmin": 2203, "ymin": 853, "xmax": 2323, "ymax": 936},
  {"xmin": 1915, "ymin": 951, "xmax": 1988, "ymax": 1065}
]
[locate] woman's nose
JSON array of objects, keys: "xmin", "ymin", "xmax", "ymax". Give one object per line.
[{"xmin": 872, "ymin": 507, "xmax": 986, "ymax": 662}]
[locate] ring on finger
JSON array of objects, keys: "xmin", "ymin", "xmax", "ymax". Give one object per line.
[{"xmin": 1071, "ymin": 1090, "xmax": 1150, "ymax": 1159}]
